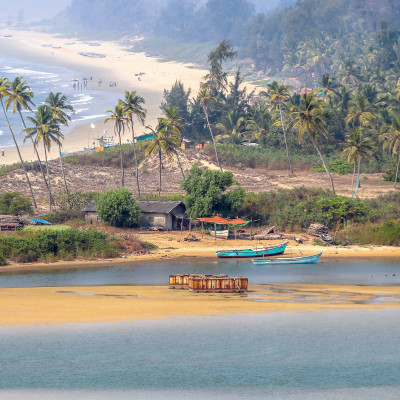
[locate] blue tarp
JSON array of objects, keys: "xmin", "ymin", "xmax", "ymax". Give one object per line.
[{"xmin": 30, "ymin": 218, "xmax": 52, "ymax": 225}]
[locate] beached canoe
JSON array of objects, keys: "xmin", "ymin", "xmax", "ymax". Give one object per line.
[
  {"xmin": 210, "ymin": 229, "xmax": 229, "ymax": 239},
  {"xmin": 215, "ymin": 241, "xmax": 288, "ymax": 258},
  {"xmin": 252, "ymin": 252, "xmax": 322, "ymax": 265}
]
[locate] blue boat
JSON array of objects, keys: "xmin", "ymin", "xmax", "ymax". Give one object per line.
[
  {"xmin": 215, "ymin": 241, "xmax": 288, "ymax": 258},
  {"xmin": 252, "ymin": 252, "xmax": 322, "ymax": 265}
]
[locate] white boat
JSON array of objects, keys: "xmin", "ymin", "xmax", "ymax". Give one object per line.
[
  {"xmin": 252, "ymin": 252, "xmax": 322, "ymax": 265},
  {"xmin": 209, "ymin": 229, "xmax": 229, "ymax": 239}
]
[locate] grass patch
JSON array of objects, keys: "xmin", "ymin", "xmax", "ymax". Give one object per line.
[{"xmin": 24, "ymin": 225, "xmax": 72, "ymax": 232}]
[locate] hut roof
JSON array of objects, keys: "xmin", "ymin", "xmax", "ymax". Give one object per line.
[
  {"xmin": 82, "ymin": 202, "xmax": 97, "ymax": 212},
  {"xmin": 137, "ymin": 201, "xmax": 184, "ymax": 214}
]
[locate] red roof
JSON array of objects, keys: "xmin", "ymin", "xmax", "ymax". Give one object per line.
[
  {"xmin": 198, "ymin": 216, "xmax": 229, "ymax": 224},
  {"xmin": 227, "ymin": 219, "xmax": 249, "ymax": 226}
]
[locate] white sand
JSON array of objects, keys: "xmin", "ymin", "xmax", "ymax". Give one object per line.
[{"xmin": 0, "ymin": 28, "xmax": 225, "ymax": 165}]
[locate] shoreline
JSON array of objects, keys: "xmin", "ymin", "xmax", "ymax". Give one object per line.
[
  {"xmin": 0, "ymin": 283, "xmax": 399, "ymax": 327},
  {"xmin": 0, "ymin": 28, "xmax": 211, "ymax": 165}
]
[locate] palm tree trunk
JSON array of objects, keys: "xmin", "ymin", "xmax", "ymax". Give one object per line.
[
  {"xmin": 311, "ymin": 137, "xmax": 336, "ymax": 195},
  {"xmin": 278, "ymin": 104, "xmax": 293, "ymax": 174},
  {"xmin": 203, "ymin": 106, "xmax": 223, "ymax": 172},
  {"xmin": 58, "ymin": 143, "xmax": 69, "ymax": 196},
  {"xmin": 118, "ymin": 132, "xmax": 124, "ymax": 187},
  {"xmin": 18, "ymin": 110, "xmax": 54, "ymax": 205},
  {"xmin": 351, "ymin": 162, "xmax": 356, "ymax": 196},
  {"xmin": 356, "ymin": 159, "xmax": 361, "ymax": 192},
  {"xmin": 175, "ymin": 151, "xmax": 185, "ymax": 179},
  {"xmin": 394, "ymin": 150, "xmax": 400, "ymax": 188},
  {"xmin": 158, "ymin": 148, "xmax": 162, "ymax": 197},
  {"xmin": 1, "ymin": 100, "xmax": 37, "ymax": 209},
  {"xmin": 130, "ymin": 119, "xmax": 141, "ymax": 198},
  {"xmin": 43, "ymin": 142, "xmax": 52, "ymax": 212}
]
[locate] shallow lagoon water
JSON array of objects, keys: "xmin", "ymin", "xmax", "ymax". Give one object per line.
[
  {"xmin": 1, "ymin": 258, "xmax": 400, "ymax": 288},
  {"xmin": 0, "ymin": 311, "xmax": 399, "ymax": 399}
]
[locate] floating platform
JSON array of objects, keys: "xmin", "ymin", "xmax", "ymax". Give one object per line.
[{"xmin": 169, "ymin": 274, "xmax": 247, "ymax": 293}]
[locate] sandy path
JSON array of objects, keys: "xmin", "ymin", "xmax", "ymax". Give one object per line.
[{"xmin": 0, "ymin": 284, "xmax": 399, "ymax": 327}]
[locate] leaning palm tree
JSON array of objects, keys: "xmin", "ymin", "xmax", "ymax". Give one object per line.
[
  {"xmin": 139, "ymin": 123, "xmax": 180, "ymax": 197},
  {"xmin": 341, "ymin": 128, "xmax": 374, "ymax": 194},
  {"xmin": 265, "ymin": 81, "xmax": 293, "ymax": 174},
  {"xmin": 162, "ymin": 106, "xmax": 186, "ymax": 179},
  {"xmin": 104, "ymin": 104, "xmax": 129, "ymax": 187},
  {"xmin": 288, "ymin": 93, "xmax": 336, "ymax": 194},
  {"xmin": 119, "ymin": 91, "xmax": 147, "ymax": 198},
  {"xmin": 45, "ymin": 92, "xmax": 74, "ymax": 196},
  {"xmin": 198, "ymin": 87, "xmax": 223, "ymax": 172},
  {"xmin": 24, "ymin": 105, "xmax": 63, "ymax": 211},
  {"xmin": 380, "ymin": 115, "xmax": 400, "ymax": 188},
  {"xmin": 0, "ymin": 77, "xmax": 37, "ymax": 209}
]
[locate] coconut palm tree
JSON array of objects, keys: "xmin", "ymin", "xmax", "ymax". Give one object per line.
[
  {"xmin": 45, "ymin": 92, "xmax": 74, "ymax": 196},
  {"xmin": 338, "ymin": 59, "xmax": 362, "ymax": 87},
  {"xmin": 265, "ymin": 81, "xmax": 293, "ymax": 174},
  {"xmin": 346, "ymin": 94, "xmax": 377, "ymax": 137},
  {"xmin": 0, "ymin": 77, "xmax": 37, "ymax": 209},
  {"xmin": 288, "ymin": 93, "xmax": 336, "ymax": 194},
  {"xmin": 341, "ymin": 128, "xmax": 374, "ymax": 194},
  {"xmin": 104, "ymin": 104, "xmax": 129, "ymax": 187},
  {"xmin": 317, "ymin": 74, "xmax": 341, "ymax": 105},
  {"xmin": 139, "ymin": 123, "xmax": 180, "ymax": 196},
  {"xmin": 198, "ymin": 87, "xmax": 223, "ymax": 172},
  {"xmin": 24, "ymin": 105, "xmax": 63, "ymax": 211},
  {"xmin": 5, "ymin": 77, "xmax": 53, "ymax": 205},
  {"xmin": 119, "ymin": 91, "xmax": 147, "ymax": 198},
  {"xmin": 161, "ymin": 106, "xmax": 186, "ymax": 179},
  {"xmin": 380, "ymin": 115, "xmax": 400, "ymax": 187}
]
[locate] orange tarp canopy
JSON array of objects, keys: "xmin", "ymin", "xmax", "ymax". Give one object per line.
[
  {"xmin": 227, "ymin": 219, "xmax": 249, "ymax": 226},
  {"xmin": 198, "ymin": 216, "xmax": 228, "ymax": 224}
]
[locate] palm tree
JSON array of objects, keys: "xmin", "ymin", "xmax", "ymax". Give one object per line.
[
  {"xmin": 215, "ymin": 109, "xmax": 251, "ymax": 143},
  {"xmin": 0, "ymin": 77, "xmax": 37, "ymax": 209},
  {"xmin": 266, "ymin": 81, "xmax": 293, "ymax": 174},
  {"xmin": 380, "ymin": 115, "xmax": 400, "ymax": 187},
  {"xmin": 288, "ymin": 93, "xmax": 336, "ymax": 194},
  {"xmin": 5, "ymin": 77, "xmax": 52, "ymax": 205},
  {"xmin": 318, "ymin": 74, "xmax": 341, "ymax": 105},
  {"xmin": 338, "ymin": 59, "xmax": 361, "ymax": 87},
  {"xmin": 198, "ymin": 87, "xmax": 223, "ymax": 172},
  {"xmin": 162, "ymin": 106, "xmax": 186, "ymax": 179},
  {"xmin": 104, "ymin": 104, "xmax": 129, "ymax": 187},
  {"xmin": 45, "ymin": 92, "xmax": 74, "ymax": 196},
  {"xmin": 345, "ymin": 94, "xmax": 377, "ymax": 137},
  {"xmin": 341, "ymin": 128, "xmax": 374, "ymax": 194},
  {"xmin": 139, "ymin": 123, "xmax": 180, "ymax": 196},
  {"xmin": 24, "ymin": 105, "xmax": 63, "ymax": 211},
  {"xmin": 119, "ymin": 91, "xmax": 147, "ymax": 198}
]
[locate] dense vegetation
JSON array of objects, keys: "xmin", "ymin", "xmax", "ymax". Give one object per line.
[
  {"xmin": 0, "ymin": 192, "xmax": 33, "ymax": 215},
  {"xmin": 0, "ymin": 228, "xmax": 122, "ymax": 263}
]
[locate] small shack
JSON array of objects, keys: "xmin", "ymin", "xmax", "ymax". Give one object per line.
[
  {"xmin": 0, "ymin": 215, "xmax": 24, "ymax": 231},
  {"xmin": 82, "ymin": 200, "xmax": 189, "ymax": 230}
]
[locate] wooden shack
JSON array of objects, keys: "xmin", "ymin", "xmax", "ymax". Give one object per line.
[{"xmin": 0, "ymin": 215, "xmax": 24, "ymax": 231}]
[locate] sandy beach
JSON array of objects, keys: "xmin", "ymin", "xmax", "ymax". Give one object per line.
[
  {"xmin": 0, "ymin": 28, "xmax": 211, "ymax": 165},
  {"xmin": 0, "ymin": 284, "xmax": 399, "ymax": 327}
]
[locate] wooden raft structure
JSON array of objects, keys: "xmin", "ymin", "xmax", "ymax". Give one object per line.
[{"xmin": 169, "ymin": 274, "xmax": 248, "ymax": 293}]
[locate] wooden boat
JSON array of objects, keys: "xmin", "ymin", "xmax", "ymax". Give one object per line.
[
  {"xmin": 215, "ymin": 241, "xmax": 288, "ymax": 258},
  {"xmin": 252, "ymin": 252, "xmax": 322, "ymax": 265},
  {"xmin": 210, "ymin": 229, "xmax": 229, "ymax": 239}
]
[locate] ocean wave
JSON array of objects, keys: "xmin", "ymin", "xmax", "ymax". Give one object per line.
[
  {"xmin": 72, "ymin": 114, "xmax": 106, "ymax": 123},
  {"xmin": 0, "ymin": 66, "xmax": 58, "ymax": 78},
  {"xmin": 71, "ymin": 95, "xmax": 93, "ymax": 104},
  {"xmin": 73, "ymin": 107, "xmax": 90, "ymax": 114},
  {"xmin": 0, "ymin": 130, "xmax": 3, "ymax": 135}
]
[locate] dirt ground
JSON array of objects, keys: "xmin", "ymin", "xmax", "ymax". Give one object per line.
[{"xmin": 0, "ymin": 149, "xmax": 396, "ymax": 212}]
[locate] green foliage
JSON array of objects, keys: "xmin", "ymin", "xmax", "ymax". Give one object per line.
[
  {"xmin": 311, "ymin": 159, "xmax": 354, "ymax": 174},
  {"xmin": 383, "ymin": 163, "xmax": 400, "ymax": 182},
  {"xmin": 97, "ymin": 188, "xmax": 141, "ymax": 228},
  {"xmin": 0, "ymin": 229, "xmax": 121, "ymax": 263},
  {"xmin": 181, "ymin": 166, "xmax": 241, "ymax": 218},
  {"xmin": 0, "ymin": 192, "xmax": 33, "ymax": 215},
  {"xmin": 0, "ymin": 252, "xmax": 6, "ymax": 266}
]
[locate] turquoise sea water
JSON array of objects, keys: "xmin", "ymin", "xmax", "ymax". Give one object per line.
[
  {"xmin": 0, "ymin": 55, "xmax": 119, "ymax": 149},
  {"xmin": 0, "ymin": 311, "xmax": 399, "ymax": 399}
]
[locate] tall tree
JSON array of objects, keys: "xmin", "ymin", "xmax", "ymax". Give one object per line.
[
  {"xmin": 0, "ymin": 78, "xmax": 37, "ymax": 209},
  {"xmin": 198, "ymin": 87, "xmax": 223, "ymax": 172},
  {"xmin": 24, "ymin": 105, "xmax": 63, "ymax": 211},
  {"xmin": 104, "ymin": 104, "xmax": 129, "ymax": 187},
  {"xmin": 5, "ymin": 77, "xmax": 52, "ymax": 205},
  {"xmin": 45, "ymin": 92, "xmax": 74, "ymax": 196},
  {"xmin": 288, "ymin": 93, "xmax": 336, "ymax": 194},
  {"xmin": 346, "ymin": 94, "xmax": 377, "ymax": 137},
  {"xmin": 380, "ymin": 114, "xmax": 400, "ymax": 187},
  {"xmin": 119, "ymin": 91, "xmax": 147, "ymax": 198},
  {"xmin": 265, "ymin": 81, "xmax": 294, "ymax": 174}
]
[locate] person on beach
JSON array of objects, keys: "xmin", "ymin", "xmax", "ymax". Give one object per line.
[{"xmin": 1, "ymin": 148, "xmax": 5, "ymax": 156}]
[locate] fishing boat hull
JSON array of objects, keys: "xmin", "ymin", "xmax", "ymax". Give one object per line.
[
  {"xmin": 210, "ymin": 229, "xmax": 229, "ymax": 239},
  {"xmin": 215, "ymin": 241, "xmax": 288, "ymax": 258},
  {"xmin": 252, "ymin": 252, "xmax": 322, "ymax": 265}
]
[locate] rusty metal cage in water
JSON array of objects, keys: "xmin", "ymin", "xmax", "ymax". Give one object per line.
[{"xmin": 169, "ymin": 274, "xmax": 247, "ymax": 293}]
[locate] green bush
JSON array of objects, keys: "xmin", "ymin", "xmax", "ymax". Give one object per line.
[
  {"xmin": 0, "ymin": 192, "xmax": 33, "ymax": 215},
  {"xmin": 0, "ymin": 229, "xmax": 122, "ymax": 263},
  {"xmin": 383, "ymin": 164, "xmax": 400, "ymax": 182},
  {"xmin": 310, "ymin": 159, "xmax": 354, "ymax": 175},
  {"xmin": 0, "ymin": 252, "xmax": 6, "ymax": 266},
  {"xmin": 97, "ymin": 188, "xmax": 142, "ymax": 227}
]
